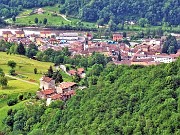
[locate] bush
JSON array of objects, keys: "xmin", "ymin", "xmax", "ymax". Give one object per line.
[
  {"xmin": 9, "ymin": 69, "xmax": 16, "ymax": 76},
  {"xmin": 7, "ymin": 99, "xmax": 18, "ymax": 106},
  {"xmin": 18, "ymin": 94, "xmax": 24, "ymax": 101}
]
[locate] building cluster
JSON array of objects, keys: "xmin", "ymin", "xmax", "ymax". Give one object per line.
[
  {"xmin": 37, "ymin": 76, "xmax": 77, "ymax": 105},
  {"xmin": 0, "ymin": 29, "xmax": 180, "ymax": 66}
]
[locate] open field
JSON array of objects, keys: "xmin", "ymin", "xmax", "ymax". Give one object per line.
[
  {"xmin": 0, "ymin": 52, "xmax": 53, "ymax": 82},
  {"xmin": 5, "ymin": 5, "xmax": 96, "ymax": 28}
]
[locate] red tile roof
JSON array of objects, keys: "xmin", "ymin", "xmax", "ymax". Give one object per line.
[
  {"xmin": 63, "ymin": 90, "xmax": 75, "ymax": 96},
  {"xmin": 2, "ymin": 31, "xmax": 12, "ymax": 35},
  {"xmin": 42, "ymin": 76, "xmax": 53, "ymax": 83},
  {"xmin": 15, "ymin": 31, "xmax": 25, "ymax": 34},
  {"xmin": 68, "ymin": 70, "xmax": 77, "ymax": 75},
  {"xmin": 50, "ymin": 94, "xmax": 62, "ymax": 100},
  {"xmin": 40, "ymin": 31, "xmax": 51, "ymax": 34},
  {"xmin": 41, "ymin": 89, "xmax": 55, "ymax": 95},
  {"xmin": 77, "ymin": 68, "xmax": 84, "ymax": 72},
  {"xmin": 58, "ymin": 82, "xmax": 77, "ymax": 89}
]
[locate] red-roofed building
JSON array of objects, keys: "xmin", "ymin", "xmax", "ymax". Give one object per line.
[
  {"xmin": 36, "ymin": 89, "xmax": 55, "ymax": 99},
  {"xmin": 15, "ymin": 31, "xmax": 25, "ymax": 38},
  {"xmin": 56, "ymin": 82, "xmax": 77, "ymax": 94},
  {"xmin": 40, "ymin": 31, "xmax": 52, "ymax": 38},
  {"xmin": 113, "ymin": 34, "xmax": 123, "ymax": 41},
  {"xmin": 2, "ymin": 31, "xmax": 13, "ymax": 39},
  {"xmin": 40, "ymin": 76, "xmax": 55, "ymax": 90},
  {"xmin": 50, "ymin": 94, "xmax": 63, "ymax": 100}
]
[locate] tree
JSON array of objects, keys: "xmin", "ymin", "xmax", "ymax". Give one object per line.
[
  {"xmin": 43, "ymin": 18, "xmax": 47, "ymax": 25},
  {"xmin": 0, "ymin": 68, "xmax": 5, "ymax": 77},
  {"xmin": 122, "ymin": 32, "xmax": 127, "ymax": 38},
  {"xmin": 8, "ymin": 61, "xmax": 16, "ymax": 69},
  {"xmin": 17, "ymin": 42, "xmax": 26, "ymax": 55},
  {"xmin": 73, "ymin": 73, "xmax": 81, "ymax": 83},
  {"xmin": 117, "ymin": 51, "xmax": 121, "ymax": 61},
  {"xmin": 12, "ymin": 15, "xmax": 16, "ymax": 22},
  {"xmin": 34, "ymin": 68, "xmax": 37, "ymax": 74},
  {"xmin": 47, "ymin": 66, "xmax": 53, "ymax": 78},
  {"xmin": 34, "ymin": 17, "xmax": 38, "ymax": 24},
  {"xmin": 52, "ymin": 70, "xmax": 63, "ymax": 83},
  {"xmin": 0, "ymin": 76, "xmax": 8, "ymax": 88},
  {"xmin": 138, "ymin": 18, "xmax": 149, "ymax": 27},
  {"xmin": 162, "ymin": 35, "xmax": 179, "ymax": 54}
]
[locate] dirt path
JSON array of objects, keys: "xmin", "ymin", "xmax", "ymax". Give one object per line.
[
  {"xmin": 48, "ymin": 11, "xmax": 71, "ymax": 22},
  {"xmin": 5, "ymin": 74, "xmax": 39, "ymax": 86}
]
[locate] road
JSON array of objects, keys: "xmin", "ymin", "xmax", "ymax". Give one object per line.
[{"xmin": 5, "ymin": 74, "xmax": 39, "ymax": 86}]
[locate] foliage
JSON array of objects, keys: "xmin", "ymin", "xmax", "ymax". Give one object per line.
[
  {"xmin": 3, "ymin": 58, "xmax": 180, "ymax": 134},
  {"xmin": 17, "ymin": 42, "xmax": 26, "ymax": 55},
  {"xmin": 63, "ymin": 0, "xmax": 180, "ymax": 26},
  {"xmin": 7, "ymin": 99, "xmax": 18, "ymax": 106},
  {"xmin": 162, "ymin": 35, "xmax": 179, "ymax": 54},
  {"xmin": 7, "ymin": 61, "xmax": 16, "ymax": 69}
]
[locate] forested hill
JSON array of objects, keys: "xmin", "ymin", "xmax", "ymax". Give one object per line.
[
  {"xmin": 3, "ymin": 59, "xmax": 180, "ymax": 134},
  {"xmin": 0, "ymin": 0, "xmax": 180, "ymax": 26},
  {"xmin": 63, "ymin": 0, "xmax": 180, "ymax": 25}
]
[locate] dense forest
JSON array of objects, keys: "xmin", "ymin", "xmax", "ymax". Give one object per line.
[
  {"xmin": 2, "ymin": 55, "xmax": 180, "ymax": 134},
  {"xmin": 0, "ymin": 0, "xmax": 62, "ymax": 18},
  {"xmin": 0, "ymin": 0, "xmax": 180, "ymax": 26},
  {"xmin": 62, "ymin": 0, "xmax": 180, "ymax": 26}
]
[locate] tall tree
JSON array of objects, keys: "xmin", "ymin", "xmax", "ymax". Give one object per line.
[
  {"xmin": 43, "ymin": 18, "xmax": 47, "ymax": 25},
  {"xmin": 7, "ymin": 61, "xmax": 16, "ymax": 69},
  {"xmin": 47, "ymin": 66, "xmax": 53, "ymax": 78},
  {"xmin": 34, "ymin": 18, "xmax": 38, "ymax": 24},
  {"xmin": 17, "ymin": 42, "xmax": 26, "ymax": 55}
]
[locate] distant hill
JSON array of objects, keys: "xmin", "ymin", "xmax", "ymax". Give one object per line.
[
  {"xmin": 2, "ymin": 58, "xmax": 180, "ymax": 134},
  {"xmin": 0, "ymin": 0, "xmax": 179, "ymax": 26}
]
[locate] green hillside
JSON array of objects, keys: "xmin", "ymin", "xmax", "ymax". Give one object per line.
[
  {"xmin": 2, "ymin": 58, "xmax": 180, "ymax": 134},
  {"xmin": 0, "ymin": 52, "xmax": 72, "ymax": 132},
  {"xmin": 0, "ymin": 0, "xmax": 179, "ymax": 27}
]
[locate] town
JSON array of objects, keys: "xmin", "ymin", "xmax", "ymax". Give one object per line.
[{"xmin": 1, "ymin": 29, "xmax": 180, "ymax": 67}]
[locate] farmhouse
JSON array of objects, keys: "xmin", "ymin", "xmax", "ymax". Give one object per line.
[
  {"xmin": 2, "ymin": 31, "xmax": 13, "ymax": 39},
  {"xmin": 15, "ymin": 31, "xmax": 25, "ymax": 38},
  {"xmin": 113, "ymin": 33, "xmax": 123, "ymax": 41},
  {"xmin": 39, "ymin": 76, "xmax": 55, "ymax": 90},
  {"xmin": 56, "ymin": 82, "xmax": 77, "ymax": 94}
]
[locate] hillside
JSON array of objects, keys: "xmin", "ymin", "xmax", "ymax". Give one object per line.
[
  {"xmin": 0, "ymin": 0, "xmax": 179, "ymax": 26},
  {"xmin": 2, "ymin": 58, "xmax": 180, "ymax": 134},
  {"xmin": 0, "ymin": 52, "xmax": 72, "ymax": 132}
]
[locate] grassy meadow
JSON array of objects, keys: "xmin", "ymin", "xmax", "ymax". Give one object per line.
[{"xmin": 5, "ymin": 5, "xmax": 96, "ymax": 28}]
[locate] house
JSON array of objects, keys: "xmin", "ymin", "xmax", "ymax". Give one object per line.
[
  {"xmin": 153, "ymin": 54, "xmax": 175, "ymax": 63},
  {"xmin": 40, "ymin": 31, "xmax": 52, "ymax": 38},
  {"xmin": 36, "ymin": 89, "xmax": 55, "ymax": 99},
  {"xmin": 56, "ymin": 82, "xmax": 77, "ymax": 94},
  {"xmin": 68, "ymin": 68, "xmax": 86, "ymax": 78},
  {"xmin": 15, "ymin": 31, "xmax": 25, "ymax": 38},
  {"xmin": 39, "ymin": 76, "xmax": 55, "ymax": 90},
  {"xmin": 113, "ymin": 34, "xmax": 123, "ymax": 41},
  {"xmin": 2, "ymin": 31, "xmax": 13, "ymax": 39},
  {"xmin": 59, "ymin": 33, "xmax": 78, "ymax": 40}
]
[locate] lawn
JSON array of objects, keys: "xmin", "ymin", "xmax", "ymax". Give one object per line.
[{"xmin": 15, "ymin": 12, "xmax": 69, "ymax": 26}]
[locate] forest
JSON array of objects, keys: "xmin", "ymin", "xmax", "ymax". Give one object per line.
[
  {"xmin": 2, "ymin": 52, "xmax": 180, "ymax": 134},
  {"xmin": 0, "ymin": 0, "xmax": 180, "ymax": 26}
]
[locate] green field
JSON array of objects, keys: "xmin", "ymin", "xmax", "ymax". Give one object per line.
[
  {"xmin": 0, "ymin": 52, "xmax": 72, "ymax": 131},
  {"xmin": 6, "ymin": 5, "xmax": 96, "ymax": 28}
]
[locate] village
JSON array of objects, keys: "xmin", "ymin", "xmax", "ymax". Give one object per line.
[{"xmin": 0, "ymin": 29, "xmax": 180, "ymax": 67}]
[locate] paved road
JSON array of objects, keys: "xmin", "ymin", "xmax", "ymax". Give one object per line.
[{"xmin": 5, "ymin": 74, "xmax": 39, "ymax": 86}]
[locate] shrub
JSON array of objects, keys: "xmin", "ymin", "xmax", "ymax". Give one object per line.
[
  {"xmin": 9, "ymin": 69, "xmax": 16, "ymax": 76},
  {"xmin": 7, "ymin": 99, "xmax": 18, "ymax": 106}
]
